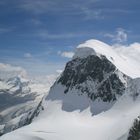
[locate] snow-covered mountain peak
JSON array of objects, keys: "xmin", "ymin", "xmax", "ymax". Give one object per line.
[
  {"xmin": 1, "ymin": 40, "xmax": 140, "ymax": 140},
  {"xmin": 73, "ymin": 39, "xmax": 140, "ymax": 78},
  {"xmin": 7, "ymin": 76, "xmax": 28, "ymax": 85},
  {"xmin": 73, "ymin": 46, "xmax": 96, "ymax": 59},
  {"xmin": 47, "ymin": 40, "xmax": 130, "ymax": 115},
  {"xmin": 73, "ymin": 39, "xmax": 115, "ymax": 60}
]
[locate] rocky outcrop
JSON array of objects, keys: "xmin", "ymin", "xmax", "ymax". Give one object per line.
[{"xmin": 58, "ymin": 55, "xmax": 128, "ymax": 102}]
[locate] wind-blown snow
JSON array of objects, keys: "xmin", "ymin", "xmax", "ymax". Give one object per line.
[
  {"xmin": 114, "ymin": 42, "xmax": 140, "ymax": 64},
  {"xmin": 74, "ymin": 39, "xmax": 140, "ymax": 78}
]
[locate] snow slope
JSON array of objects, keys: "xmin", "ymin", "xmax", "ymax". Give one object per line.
[{"xmin": 1, "ymin": 83, "xmax": 140, "ymax": 140}]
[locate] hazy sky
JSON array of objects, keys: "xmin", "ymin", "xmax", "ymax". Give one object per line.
[{"xmin": 0, "ymin": 0, "xmax": 140, "ymax": 76}]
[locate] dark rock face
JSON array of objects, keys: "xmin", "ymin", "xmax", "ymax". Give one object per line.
[
  {"xmin": 127, "ymin": 116, "xmax": 140, "ymax": 140},
  {"xmin": 58, "ymin": 55, "xmax": 128, "ymax": 102}
]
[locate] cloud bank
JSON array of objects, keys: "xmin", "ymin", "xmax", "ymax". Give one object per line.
[
  {"xmin": 58, "ymin": 51, "xmax": 74, "ymax": 58},
  {"xmin": 104, "ymin": 28, "xmax": 128, "ymax": 43},
  {"xmin": 0, "ymin": 63, "xmax": 27, "ymax": 79}
]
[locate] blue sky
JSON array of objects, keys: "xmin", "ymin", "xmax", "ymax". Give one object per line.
[{"xmin": 0, "ymin": 0, "xmax": 140, "ymax": 77}]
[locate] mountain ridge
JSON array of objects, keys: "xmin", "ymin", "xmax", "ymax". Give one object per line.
[{"xmin": 74, "ymin": 39, "xmax": 140, "ymax": 78}]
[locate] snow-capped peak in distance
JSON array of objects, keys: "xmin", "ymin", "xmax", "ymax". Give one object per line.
[
  {"xmin": 73, "ymin": 39, "xmax": 140, "ymax": 78},
  {"xmin": 0, "ymin": 63, "xmax": 59, "ymax": 135}
]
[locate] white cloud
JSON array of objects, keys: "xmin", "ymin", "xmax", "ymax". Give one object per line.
[
  {"xmin": 113, "ymin": 42, "xmax": 140, "ymax": 63},
  {"xmin": 1, "ymin": 56, "xmax": 65, "ymax": 77},
  {"xmin": 58, "ymin": 51, "xmax": 74, "ymax": 58},
  {"xmin": 0, "ymin": 63, "xmax": 27, "ymax": 79},
  {"xmin": 24, "ymin": 53, "xmax": 32, "ymax": 58},
  {"xmin": 31, "ymin": 74, "xmax": 58, "ymax": 87},
  {"xmin": 115, "ymin": 28, "xmax": 127, "ymax": 42},
  {"xmin": 104, "ymin": 28, "xmax": 128, "ymax": 43}
]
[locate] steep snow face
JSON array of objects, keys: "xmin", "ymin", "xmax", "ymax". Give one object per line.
[{"xmin": 74, "ymin": 40, "xmax": 140, "ymax": 78}]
